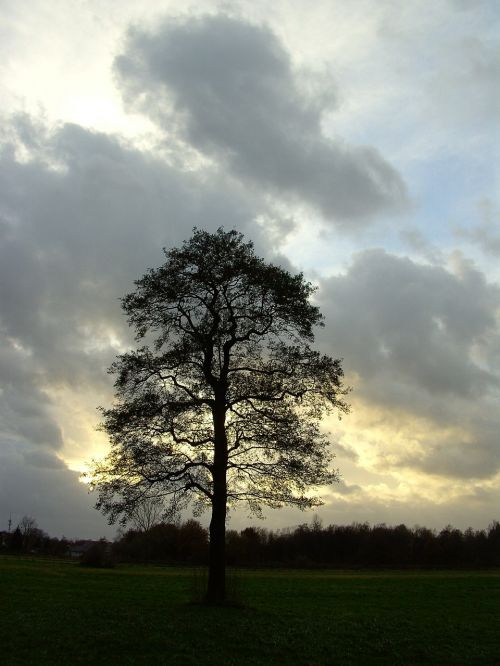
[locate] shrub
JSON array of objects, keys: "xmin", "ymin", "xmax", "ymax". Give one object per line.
[{"xmin": 80, "ymin": 540, "xmax": 115, "ymax": 568}]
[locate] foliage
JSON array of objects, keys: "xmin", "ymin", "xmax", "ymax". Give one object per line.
[
  {"xmin": 18, "ymin": 515, "xmax": 44, "ymax": 552},
  {"xmin": 91, "ymin": 228, "xmax": 348, "ymax": 521},
  {"xmin": 129, "ymin": 496, "xmax": 173, "ymax": 532},
  {"xmin": 3, "ymin": 517, "xmax": 498, "ymax": 569},
  {"xmin": 225, "ymin": 520, "xmax": 500, "ymax": 568},
  {"xmin": 110, "ymin": 519, "xmax": 500, "ymax": 569},
  {"xmin": 114, "ymin": 520, "xmax": 208, "ymax": 564},
  {"xmin": 80, "ymin": 539, "xmax": 115, "ymax": 568},
  {"xmin": 0, "ymin": 516, "xmax": 69, "ymax": 556}
]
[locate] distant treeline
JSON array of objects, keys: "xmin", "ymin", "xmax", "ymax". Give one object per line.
[
  {"xmin": 113, "ymin": 519, "xmax": 500, "ymax": 569},
  {"xmin": 3, "ymin": 517, "xmax": 500, "ymax": 568},
  {"xmin": 1, "ymin": 519, "xmax": 69, "ymax": 557}
]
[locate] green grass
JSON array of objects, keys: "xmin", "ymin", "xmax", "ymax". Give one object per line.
[{"xmin": 1, "ymin": 557, "xmax": 498, "ymax": 665}]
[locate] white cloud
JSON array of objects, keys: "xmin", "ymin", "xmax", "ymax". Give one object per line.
[{"xmin": 457, "ymin": 199, "xmax": 500, "ymax": 257}]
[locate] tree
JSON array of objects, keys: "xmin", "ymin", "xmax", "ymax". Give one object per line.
[
  {"xmin": 129, "ymin": 496, "xmax": 172, "ymax": 532},
  {"xmin": 18, "ymin": 515, "xmax": 41, "ymax": 552},
  {"xmin": 90, "ymin": 228, "xmax": 349, "ymax": 603},
  {"xmin": 9, "ymin": 526, "xmax": 23, "ymax": 553}
]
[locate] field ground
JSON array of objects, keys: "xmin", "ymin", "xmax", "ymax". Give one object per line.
[{"xmin": 0, "ymin": 557, "xmax": 498, "ymax": 665}]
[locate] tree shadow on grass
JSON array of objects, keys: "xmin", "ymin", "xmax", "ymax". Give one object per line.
[{"xmin": 187, "ymin": 567, "xmax": 244, "ymax": 607}]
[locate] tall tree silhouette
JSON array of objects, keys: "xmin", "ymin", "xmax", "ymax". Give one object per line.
[{"xmin": 90, "ymin": 228, "xmax": 349, "ymax": 602}]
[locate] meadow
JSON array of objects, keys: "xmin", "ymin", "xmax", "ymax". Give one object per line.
[{"xmin": 1, "ymin": 556, "xmax": 498, "ymax": 665}]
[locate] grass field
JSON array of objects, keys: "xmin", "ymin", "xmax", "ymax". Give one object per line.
[{"xmin": 1, "ymin": 557, "xmax": 498, "ymax": 665}]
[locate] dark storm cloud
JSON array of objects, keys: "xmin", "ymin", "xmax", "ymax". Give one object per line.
[
  {"xmin": 0, "ymin": 114, "xmax": 280, "ymax": 387},
  {"xmin": 23, "ymin": 450, "xmax": 65, "ymax": 469},
  {"xmin": 0, "ymin": 443, "xmax": 113, "ymax": 538},
  {"xmin": 403, "ymin": 432, "xmax": 500, "ymax": 480},
  {"xmin": 115, "ymin": 14, "xmax": 407, "ymax": 223},
  {"xmin": 318, "ymin": 249, "xmax": 500, "ymax": 479},
  {"xmin": 0, "ymin": 341, "xmax": 63, "ymax": 451},
  {"xmin": 319, "ymin": 249, "xmax": 498, "ymax": 397}
]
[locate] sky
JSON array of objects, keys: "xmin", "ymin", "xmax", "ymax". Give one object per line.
[{"xmin": 0, "ymin": 0, "xmax": 499, "ymax": 538}]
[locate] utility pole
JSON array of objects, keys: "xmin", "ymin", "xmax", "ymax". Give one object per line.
[{"xmin": 8, "ymin": 514, "xmax": 12, "ymax": 533}]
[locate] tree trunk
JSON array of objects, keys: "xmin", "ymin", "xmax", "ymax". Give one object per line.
[
  {"xmin": 206, "ymin": 402, "xmax": 228, "ymax": 604},
  {"xmin": 206, "ymin": 487, "xmax": 226, "ymax": 603}
]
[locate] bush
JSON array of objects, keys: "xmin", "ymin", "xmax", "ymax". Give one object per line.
[{"xmin": 80, "ymin": 540, "xmax": 115, "ymax": 568}]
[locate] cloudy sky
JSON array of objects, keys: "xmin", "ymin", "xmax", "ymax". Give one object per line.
[{"xmin": 1, "ymin": 0, "xmax": 499, "ymax": 538}]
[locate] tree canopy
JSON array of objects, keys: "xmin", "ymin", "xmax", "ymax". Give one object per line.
[{"xmin": 90, "ymin": 228, "xmax": 349, "ymax": 601}]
